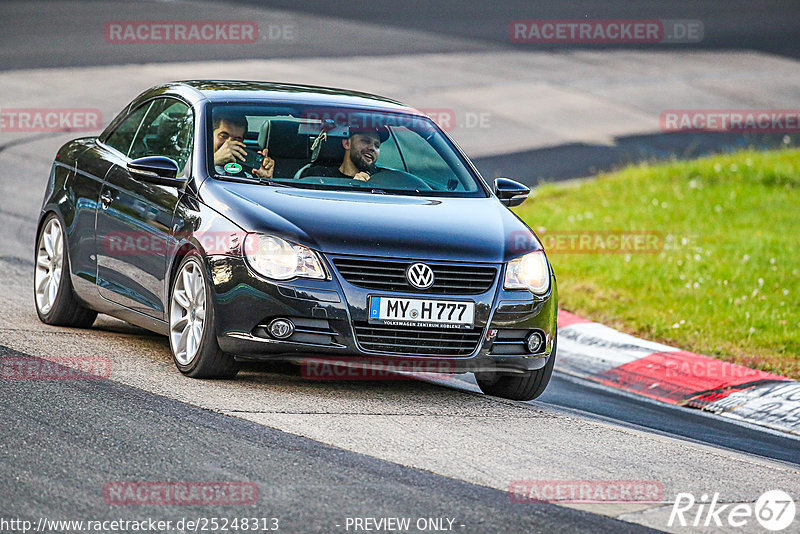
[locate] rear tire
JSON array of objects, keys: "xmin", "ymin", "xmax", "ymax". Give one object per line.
[
  {"xmin": 476, "ymin": 335, "xmax": 557, "ymax": 401},
  {"xmin": 169, "ymin": 252, "xmax": 239, "ymax": 379},
  {"xmin": 34, "ymin": 213, "xmax": 97, "ymax": 328}
]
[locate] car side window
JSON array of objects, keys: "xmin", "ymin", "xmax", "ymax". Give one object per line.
[
  {"xmin": 104, "ymin": 103, "xmax": 152, "ymax": 156},
  {"xmin": 128, "ymin": 99, "xmax": 194, "ymax": 174}
]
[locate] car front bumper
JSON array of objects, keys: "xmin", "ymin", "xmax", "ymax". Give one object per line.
[{"xmin": 207, "ymin": 254, "xmax": 557, "ymax": 374}]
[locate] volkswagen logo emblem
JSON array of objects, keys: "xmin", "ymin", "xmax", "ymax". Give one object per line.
[{"xmin": 406, "ymin": 263, "xmax": 435, "ymax": 290}]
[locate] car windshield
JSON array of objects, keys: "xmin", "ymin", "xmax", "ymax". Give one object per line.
[{"xmin": 207, "ymin": 103, "xmax": 487, "ymax": 197}]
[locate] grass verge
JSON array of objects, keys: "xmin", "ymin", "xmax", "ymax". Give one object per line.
[{"xmin": 514, "ymin": 148, "xmax": 800, "ymax": 378}]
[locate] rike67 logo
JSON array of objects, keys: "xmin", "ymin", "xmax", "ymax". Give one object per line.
[{"xmin": 669, "ymin": 490, "xmax": 796, "ymax": 531}]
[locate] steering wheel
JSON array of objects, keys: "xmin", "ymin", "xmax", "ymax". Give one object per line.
[
  {"xmin": 366, "ymin": 169, "xmax": 432, "ymax": 190},
  {"xmin": 292, "ymin": 167, "xmax": 433, "ymax": 190},
  {"xmin": 293, "ymin": 163, "xmax": 312, "ymax": 181}
]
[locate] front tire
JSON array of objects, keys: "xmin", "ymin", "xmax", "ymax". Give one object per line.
[
  {"xmin": 475, "ymin": 336, "xmax": 557, "ymax": 401},
  {"xmin": 169, "ymin": 252, "xmax": 239, "ymax": 379},
  {"xmin": 34, "ymin": 213, "xmax": 97, "ymax": 328}
]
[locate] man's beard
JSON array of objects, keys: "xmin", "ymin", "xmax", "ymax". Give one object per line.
[{"xmin": 350, "ymin": 151, "xmax": 377, "ymax": 174}]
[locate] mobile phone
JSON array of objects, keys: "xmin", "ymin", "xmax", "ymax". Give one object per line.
[{"xmin": 242, "ymin": 148, "xmax": 265, "ymax": 172}]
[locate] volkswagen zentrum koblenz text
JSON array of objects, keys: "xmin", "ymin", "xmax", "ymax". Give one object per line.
[{"xmin": 34, "ymin": 81, "xmax": 557, "ymax": 400}]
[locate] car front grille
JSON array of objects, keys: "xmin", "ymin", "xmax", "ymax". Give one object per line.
[
  {"xmin": 353, "ymin": 321, "xmax": 483, "ymax": 356},
  {"xmin": 331, "ymin": 257, "xmax": 497, "ymax": 295}
]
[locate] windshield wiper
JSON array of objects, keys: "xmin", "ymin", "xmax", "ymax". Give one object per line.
[
  {"xmin": 257, "ymin": 178, "xmax": 296, "ymax": 188},
  {"xmin": 214, "ymin": 174, "xmax": 295, "ymax": 188}
]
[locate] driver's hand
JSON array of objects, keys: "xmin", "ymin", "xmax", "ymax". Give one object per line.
[
  {"xmin": 353, "ymin": 171, "xmax": 371, "ymax": 182},
  {"xmin": 252, "ymin": 148, "xmax": 275, "ymax": 179},
  {"xmin": 214, "ymin": 140, "xmax": 247, "ymax": 166}
]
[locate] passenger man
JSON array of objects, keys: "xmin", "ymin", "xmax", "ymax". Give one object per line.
[{"xmin": 212, "ymin": 112, "xmax": 274, "ymax": 178}]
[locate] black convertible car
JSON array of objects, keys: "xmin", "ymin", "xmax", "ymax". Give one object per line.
[{"xmin": 34, "ymin": 81, "xmax": 557, "ymax": 400}]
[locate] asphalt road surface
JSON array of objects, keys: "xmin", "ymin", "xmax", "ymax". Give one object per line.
[
  {"xmin": 1, "ymin": 130, "xmax": 799, "ymax": 532},
  {"xmin": 3, "ymin": 0, "xmax": 797, "ymax": 181},
  {"xmin": 1, "ymin": 346, "xmax": 652, "ymax": 533},
  {"xmin": 2, "ymin": 0, "xmax": 799, "ymax": 70}
]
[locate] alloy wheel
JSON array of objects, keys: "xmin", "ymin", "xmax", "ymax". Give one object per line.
[
  {"xmin": 170, "ymin": 259, "xmax": 207, "ymax": 365},
  {"xmin": 34, "ymin": 217, "xmax": 64, "ymax": 314}
]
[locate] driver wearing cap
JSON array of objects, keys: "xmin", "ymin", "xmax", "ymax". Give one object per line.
[{"xmin": 301, "ymin": 125, "xmax": 389, "ymax": 182}]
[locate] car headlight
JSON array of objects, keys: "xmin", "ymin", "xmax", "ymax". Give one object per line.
[
  {"xmin": 243, "ymin": 234, "xmax": 327, "ymax": 281},
  {"xmin": 503, "ymin": 250, "xmax": 551, "ymax": 294}
]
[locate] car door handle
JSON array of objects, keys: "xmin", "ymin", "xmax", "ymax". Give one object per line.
[{"xmin": 100, "ymin": 191, "xmax": 114, "ymax": 209}]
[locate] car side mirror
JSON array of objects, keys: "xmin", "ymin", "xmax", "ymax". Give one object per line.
[
  {"xmin": 127, "ymin": 156, "xmax": 186, "ymax": 187},
  {"xmin": 494, "ymin": 177, "xmax": 530, "ymax": 207}
]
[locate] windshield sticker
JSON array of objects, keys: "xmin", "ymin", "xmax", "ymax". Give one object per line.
[{"xmin": 224, "ymin": 162, "xmax": 242, "ymax": 174}]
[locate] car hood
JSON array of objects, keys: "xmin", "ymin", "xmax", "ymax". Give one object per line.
[{"xmin": 199, "ymin": 180, "xmax": 541, "ymax": 263}]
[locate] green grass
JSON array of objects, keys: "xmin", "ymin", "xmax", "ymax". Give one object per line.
[{"xmin": 514, "ymin": 148, "xmax": 800, "ymax": 378}]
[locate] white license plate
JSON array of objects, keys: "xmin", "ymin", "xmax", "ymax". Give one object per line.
[{"xmin": 368, "ymin": 296, "xmax": 475, "ymax": 329}]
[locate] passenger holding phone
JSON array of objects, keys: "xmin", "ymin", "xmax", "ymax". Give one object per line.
[{"xmin": 212, "ymin": 112, "xmax": 274, "ymax": 179}]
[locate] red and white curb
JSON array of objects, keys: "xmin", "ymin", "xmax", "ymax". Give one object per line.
[{"xmin": 557, "ymin": 310, "xmax": 800, "ymax": 436}]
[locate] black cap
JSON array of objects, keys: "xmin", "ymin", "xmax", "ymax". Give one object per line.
[{"xmin": 349, "ymin": 124, "xmax": 390, "ymax": 143}]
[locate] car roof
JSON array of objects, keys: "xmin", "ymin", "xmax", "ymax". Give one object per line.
[{"xmin": 158, "ymin": 80, "xmax": 424, "ymax": 116}]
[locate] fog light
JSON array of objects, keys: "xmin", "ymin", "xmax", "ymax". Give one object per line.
[
  {"xmin": 268, "ymin": 318, "xmax": 295, "ymax": 339},
  {"xmin": 526, "ymin": 331, "xmax": 545, "ymax": 353}
]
